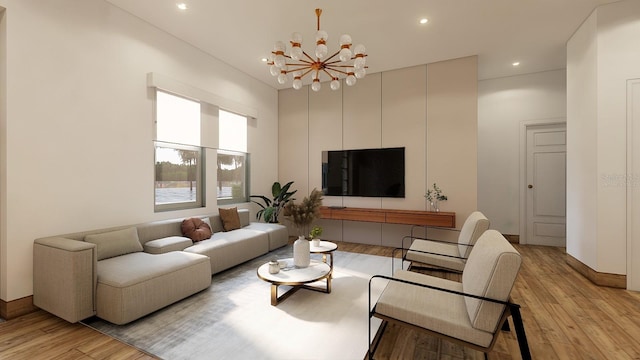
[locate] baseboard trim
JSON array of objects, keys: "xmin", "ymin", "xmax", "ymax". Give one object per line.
[
  {"xmin": 566, "ymin": 254, "xmax": 626, "ymax": 289},
  {"xmin": 503, "ymin": 234, "xmax": 520, "ymax": 244},
  {"xmin": 0, "ymin": 296, "xmax": 37, "ymax": 320}
]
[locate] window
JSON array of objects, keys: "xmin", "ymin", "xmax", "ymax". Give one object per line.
[
  {"xmin": 217, "ymin": 110, "xmax": 249, "ymax": 204},
  {"xmin": 155, "ymin": 143, "xmax": 203, "ymax": 210},
  {"xmin": 154, "ymin": 90, "xmax": 203, "ymax": 211}
]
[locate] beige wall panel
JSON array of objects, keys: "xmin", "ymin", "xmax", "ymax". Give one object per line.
[
  {"xmin": 342, "ymin": 73, "xmax": 383, "ymax": 209},
  {"xmin": 426, "ymin": 56, "xmax": 478, "ymax": 230},
  {"xmin": 381, "ymin": 65, "xmax": 427, "ymax": 211},
  {"xmin": 278, "ymin": 87, "xmax": 310, "ymax": 197},
  {"xmin": 382, "ymin": 223, "xmax": 413, "ymax": 248},
  {"xmin": 315, "ymin": 218, "xmax": 343, "ymax": 242},
  {"xmin": 343, "ymin": 221, "xmax": 383, "ymax": 245},
  {"xmin": 309, "ymin": 85, "xmax": 342, "ymax": 205},
  {"xmin": 342, "ymin": 73, "xmax": 382, "ymax": 150}
]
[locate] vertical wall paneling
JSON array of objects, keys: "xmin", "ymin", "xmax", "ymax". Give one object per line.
[
  {"xmin": 342, "ymin": 73, "xmax": 383, "ymax": 211},
  {"xmin": 278, "ymin": 88, "xmax": 310, "ymax": 197},
  {"xmin": 380, "ymin": 66, "xmax": 428, "ymax": 247},
  {"xmin": 278, "ymin": 58, "xmax": 478, "ymax": 246},
  {"xmin": 426, "ymin": 56, "xmax": 478, "ymax": 238},
  {"xmin": 381, "ymin": 66, "xmax": 427, "ymax": 211},
  {"xmin": 309, "ymin": 84, "xmax": 344, "ymax": 241}
]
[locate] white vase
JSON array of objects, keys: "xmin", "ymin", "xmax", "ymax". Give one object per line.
[
  {"xmin": 312, "ymin": 238, "xmax": 321, "ymax": 247},
  {"xmin": 293, "ymin": 236, "xmax": 310, "ymax": 268}
]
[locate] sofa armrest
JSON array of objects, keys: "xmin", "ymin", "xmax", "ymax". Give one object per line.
[
  {"xmin": 238, "ymin": 208, "xmax": 250, "ymax": 227},
  {"xmin": 33, "ymin": 237, "xmax": 97, "ymax": 323},
  {"xmin": 143, "ymin": 236, "xmax": 193, "ymax": 254}
]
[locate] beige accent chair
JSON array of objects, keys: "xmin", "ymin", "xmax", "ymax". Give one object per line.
[
  {"xmin": 369, "ymin": 230, "xmax": 530, "ymax": 360},
  {"xmin": 398, "ymin": 211, "xmax": 489, "ymax": 272}
]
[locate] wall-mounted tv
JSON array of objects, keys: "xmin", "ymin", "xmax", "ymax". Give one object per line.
[{"xmin": 322, "ymin": 147, "xmax": 405, "ymax": 198}]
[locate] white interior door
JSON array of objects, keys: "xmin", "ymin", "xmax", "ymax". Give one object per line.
[
  {"xmin": 525, "ymin": 124, "xmax": 567, "ymax": 246},
  {"xmin": 627, "ymin": 79, "xmax": 640, "ymax": 291}
]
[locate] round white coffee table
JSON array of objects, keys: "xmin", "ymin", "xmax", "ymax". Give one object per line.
[{"xmin": 257, "ymin": 258, "xmax": 331, "ymax": 306}]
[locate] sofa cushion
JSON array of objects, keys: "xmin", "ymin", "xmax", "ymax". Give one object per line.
[
  {"xmin": 219, "ymin": 207, "xmax": 241, "ymax": 231},
  {"xmin": 84, "ymin": 227, "xmax": 143, "ymax": 261},
  {"xmin": 143, "ymin": 236, "xmax": 193, "ymax": 254},
  {"xmin": 96, "ymin": 251, "xmax": 211, "ymax": 325},
  {"xmin": 181, "ymin": 218, "xmax": 212, "ymax": 242}
]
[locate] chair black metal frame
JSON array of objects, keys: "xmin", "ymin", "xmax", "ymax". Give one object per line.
[{"xmin": 367, "ymin": 274, "xmax": 531, "ymax": 360}]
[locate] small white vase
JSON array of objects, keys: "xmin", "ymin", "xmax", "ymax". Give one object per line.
[
  {"xmin": 293, "ymin": 236, "xmax": 310, "ymax": 268},
  {"xmin": 312, "ymin": 238, "xmax": 321, "ymax": 247}
]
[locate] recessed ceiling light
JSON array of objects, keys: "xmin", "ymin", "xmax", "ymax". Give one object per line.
[
  {"xmin": 176, "ymin": 3, "xmax": 188, "ymax": 10},
  {"xmin": 261, "ymin": 58, "xmax": 269, "ymax": 62},
  {"xmin": 512, "ymin": 61, "xmax": 521, "ymax": 67},
  {"xmin": 419, "ymin": 18, "xmax": 429, "ymax": 24}
]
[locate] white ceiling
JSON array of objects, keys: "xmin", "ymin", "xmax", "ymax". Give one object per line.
[{"xmin": 104, "ymin": 0, "xmax": 618, "ymax": 89}]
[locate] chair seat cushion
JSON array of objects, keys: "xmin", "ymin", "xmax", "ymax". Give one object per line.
[
  {"xmin": 375, "ymin": 270, "xmax": 494, "ymax": 348},
  {"xmin": 406, "ymin": 240, "xmax": 466, "ymax": 272}
]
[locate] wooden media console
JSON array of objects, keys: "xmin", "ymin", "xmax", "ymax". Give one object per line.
[{"xmin": 319, "ymin": 206, "xmax": 456, "ymax": 228}]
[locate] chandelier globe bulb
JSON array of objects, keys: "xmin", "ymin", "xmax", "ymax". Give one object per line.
[
  {"xmin": 355, "ymin": 68, "xmax": 366, "ymax": 79},
  {"xmin": 339, "ymin": 48, "xmax": 352, "ymax": 62},
  {"xmin": 269, "ymin": 65, "xmax": 279, "ymax": 77},
  {"xmin": 274, "ymin": 54, "xmax": 286, "ymax": 68},
  {"xmin": 353, "ymin": 44, "xmax": 366, "ymax": 55},
  {"xmin": 292, "ymin": 78, "xmax": 303, "ymax": 90},
  {"xmin": 291, "ymin": 32, "xmax": 303, "ymax": 44},
  {"xmin": 315, "ymin": 30, "xmax": 328, "ymax": 42},
  {"xmin": 311, "ymin": 79, "xmax": 321, "ymax": 92},
  {"xmin": 330, "ymin": 78, "xmax": 341, "ymax": 90},
  {"xmin": 346, "ymin": 74, "xmax": 357, "ymax": 86},
  {"xmin": 315, "ymin": 44, "xmax": 328, "ymax": 59},
  {"xmin": 290, "ymin": 46, "xmax": 303, "ymax": 60},
  {"xmin": 277, "ymin": 73, "xmax": 288, "ymax": 84},
  {"xmin": 274, "ymin": 41, "xmax": 286, "ymax": 52}
]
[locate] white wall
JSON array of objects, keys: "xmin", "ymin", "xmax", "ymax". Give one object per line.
[
  {"xmin": 0, "ymin": 0, "xmax": 278, "ymax": 301},
  {"xmin": 478, "ymin": 70, "xmax": 566, "ymax": 235},
  {"xmin": 567, "ymin": 11, "xmax": 599, "ymax": 271},
  {"xmin": 567, "ymin": 0, "xmax": 640, "ymax": 275}
]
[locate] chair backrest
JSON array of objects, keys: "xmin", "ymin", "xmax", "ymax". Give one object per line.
[
  {"xmin": 461, "ymin": 230, "xmax": 521, "ymax": 333},
  {"xmin": 457, "ymin": 211, "xmax": 490, "ymax": 258}
]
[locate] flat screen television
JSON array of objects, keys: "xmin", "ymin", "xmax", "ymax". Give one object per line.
[{"xmin": 322, "ymin": 147, "xmax": 405, "ymax": 198}]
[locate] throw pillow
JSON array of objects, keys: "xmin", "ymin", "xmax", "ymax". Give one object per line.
[
  {"xmin": 84, "ymin": 227, "xmax": 143, "ymax": 261},
  {"xmin": 219, "ymin": 207, "xmax": 241, "ymax": 231},
  {"xmin": 181, "ymin": 218, "xmax": 212, "ymax": 242}
]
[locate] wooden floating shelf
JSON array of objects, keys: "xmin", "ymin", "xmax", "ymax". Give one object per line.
[{"xmin": 319, "ymin": 206, "xmax": 456, "ymax": 228}]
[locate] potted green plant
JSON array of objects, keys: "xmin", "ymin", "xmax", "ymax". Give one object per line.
[
  {"xmin": 250, "ymin": 181, "xmax": 297, "ymax": 223},
  {"xmin": 424, "ymin": 183, "xmax": 448, "ymax": 212},
  {"xmin": 309, "ymin": 225, "xmax": 323, "ymax": 247}
]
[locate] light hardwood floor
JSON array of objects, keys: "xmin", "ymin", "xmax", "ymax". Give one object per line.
[{"xmin": 1, "ymin": 242, "xmax": 639, "ymax": 359}]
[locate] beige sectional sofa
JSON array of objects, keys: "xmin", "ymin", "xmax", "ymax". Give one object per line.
[{"xmin": 33, "ymin": 209, "xmax": 288, "ymax": 325}]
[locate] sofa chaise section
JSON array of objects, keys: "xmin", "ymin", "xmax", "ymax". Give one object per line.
[
  {"xmin": 34, "ymin": 226, "xmax": 211, "ymax": 325},
  {"xmin": 96, "ymin": 251, "xmax": 210, "ymax": 325}
]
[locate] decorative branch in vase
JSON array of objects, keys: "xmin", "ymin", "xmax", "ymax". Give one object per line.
[
  {"xmin": 285, "ymin": 189, "xmax": 323, "ymax": 267},
  {"xmin": 424, "ymin": 183, "xmax": 448, "ymax": 212}
]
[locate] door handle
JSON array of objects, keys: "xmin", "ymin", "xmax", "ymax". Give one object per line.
[{"xmin": 528, "ymin": 184, "xmax": 533, "ymax": 189}]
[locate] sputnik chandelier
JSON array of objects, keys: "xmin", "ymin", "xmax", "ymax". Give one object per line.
[{"xmin": 268, "ymin": 8, "xmax": 367, "ymax": 92}]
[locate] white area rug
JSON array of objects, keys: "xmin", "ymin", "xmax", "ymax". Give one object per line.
[{"xmin": 83, "ymin": 247, "xmax": 392, "ymax": 360}]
